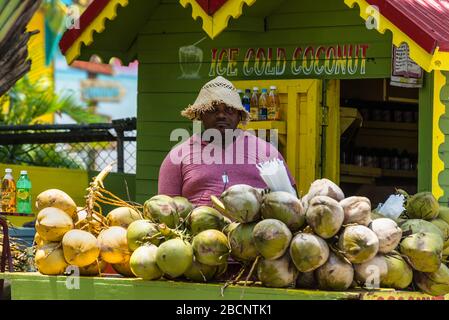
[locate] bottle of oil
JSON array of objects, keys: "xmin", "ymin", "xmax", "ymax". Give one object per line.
[
  {"xmin": 259, "ymin": 88, "xmax": 268, "ymax": 121},
  {"xmin": 250, "ymin": 87, "xmax": 259, "ymax": 121},
  {"xmin": 268, "ymin": 86, "xmax": 281, "ymax": 120},
  {"xmin": 1, "ymin": 168, "xmax": 16, "ymax": 213}
]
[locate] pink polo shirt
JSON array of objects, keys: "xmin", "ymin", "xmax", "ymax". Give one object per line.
[{"xmin": 158, "ymin": 129, "xmax": 296, "ymax": 206}]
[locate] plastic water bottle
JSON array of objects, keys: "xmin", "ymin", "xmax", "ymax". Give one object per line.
[
  {"xmin": 1, "ymin": 168, "xmax": 16, "ymax": 213},
  {"xmin": 16, "ymin": 170, "xmax": 32, "ymax": 214}
]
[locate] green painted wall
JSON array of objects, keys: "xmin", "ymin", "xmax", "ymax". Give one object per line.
[{"xmin": 135, "ymin": 0, "xmax": 393, "ymax": 201}]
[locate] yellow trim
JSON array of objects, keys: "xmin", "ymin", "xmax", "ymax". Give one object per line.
[
  {"xmin": 180, "ymin": 0, "xmax": 256, "ymax": 39},
  {"xmin": 433, "ymin": 71, "xmax": 445, "ymax": 200},
  {"xmin": 64, "ymin": 0, "xmax": 129, "ymax": 65},
  {"xmin": 344, "ymin": 0, "xmax": 449, "ymax": 72}
]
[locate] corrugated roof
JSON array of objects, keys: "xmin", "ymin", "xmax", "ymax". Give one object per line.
[{"xmin": 365, "ymin": 0, "xmax": 449, "ymax": 54}]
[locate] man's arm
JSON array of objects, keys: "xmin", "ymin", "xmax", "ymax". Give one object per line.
[{"xmin": 158, "ymin": 152, "xmax": 183, "ymax": 196}]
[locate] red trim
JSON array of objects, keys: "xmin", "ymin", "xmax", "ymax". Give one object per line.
[
  {"xmin": 365, "ymin": 0, "xmax": 449, "ymax": 53},
  {"xmin": 70, "ymin": 60, "xmax": 114, "ymax": 75},
  {"xmin": 59, "ymin": 0, "xmax": 112, "ymax": 55},
  {"xmin": 195, "ymin": 0, "xmax": 229, "ymax": 16}
]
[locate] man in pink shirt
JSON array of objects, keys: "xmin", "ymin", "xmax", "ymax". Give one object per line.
[{"xmin": 158, "ymin": 76, "xmax": 296, "ymax": 206}]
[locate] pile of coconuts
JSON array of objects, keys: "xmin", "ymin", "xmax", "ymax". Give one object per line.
[{"xmin": 32, "ymin": 181, "xmax": 449, "ymax": 297}]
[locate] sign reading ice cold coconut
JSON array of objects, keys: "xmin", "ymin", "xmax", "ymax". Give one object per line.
[{"xmin": 208, "ymin": 44, "xmax": 370, "ymax": 78}]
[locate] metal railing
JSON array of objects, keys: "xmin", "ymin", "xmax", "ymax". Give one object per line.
[{"xmin": 0, "ymin": 118, "xmax": 136, "ymax": 173}]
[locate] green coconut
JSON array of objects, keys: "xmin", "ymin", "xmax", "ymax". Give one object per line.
[
  {"xmin": 399, "ymin": 232, "xmax": 443, "ymax": 272},
  {"xmin": 257, "ymin": 253, "xmax": 298, "ymax": 288},
  {"xmin": 126, "ymin": 220, "xmax": 160, "ymax": 251},
  {"xmin": 438, "ymin": 206, "xmax": 449, "ymax": 225},
  {"xmin": 260, "ymin": 191, "xmax": 305, "ymax": 232},
  {"xmin": 431, "ymin": 219, "xmax": 449, "ymax": 243},
  {"xmin": 173, "ymin": 196, "xmax": 193, "ymax": 221},
  {"xmin": 143, "ymin": 195, "xmax": 179, "ymax": 228},
  {"xmin": 253, "ymin": 219, "xmax": 292, "ymax": 260},
  {"xmin": 381, "ymin": 251, "xmax": 413, "ymax": 289},
  {"xmin": 156, "ymin": 238, "xmax": 193, "ymax": 278},
  {"xmin": 289, "ymin": 233, "xmax": 329, "ymax": 272},
  {"xmin": 306, "ymin": 178, "xmax": 345, "ymax": 203},
  {"xmin": 222, "ymin": 221, "xmax": 239, "ymax": 235},
  {"xmin": 414, "ymin": 263, "xmax": 449, "ymax": 296},
  {"xmin": 187, "ymin": 206, "xmax": 225, "ymax": 235},
  {"xmin": 192, "ymin": 230, "xmax": 230, "ymax": 266},
  {"xmin": 400, "ymin": 219, "xmax": 444, "ymax": 238},
  {"xmin": 220, "ymin": 184, "xmax": 262, "ymax": 223},
  {"xmin": 296, "ymin": 272, "xmax": 317, "ymax": 289},
  {"xmin": 228, "ymin": 222, "xmax": 258, "ymax": 263},
  {"xmin": 129, "ymin": 244, "xmax": 163, "ymax": 280},
  {"xmin": 406, "ymin": 192, "xmax": 439, "ymax": 220},
  {"xmin": 354, "ymin": 255, "xmax": 388, "ymax": 288},
  {"xmin": 184, "ymin": 259, "xmax": 218, "ymax": 282},
  {"xmin": 315, "ymin": 252, "xmax": 354, "ymax": 291},
  {"xmin": 306, "ymin": 196, "xmax": 344, "ymax": 239},
  {"xmin": 340, "ymin": 196, "xmax": 372, "ymax": 226},
  {"xmin": 370, "ymin": 218, "xmax": 402, "ymax": 254},
  {"xmin": 338, "ymin": 225, "xmax": 379, "ymax": 264}
]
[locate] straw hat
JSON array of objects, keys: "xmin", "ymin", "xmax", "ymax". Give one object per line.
[{"xmin": 181, "ymin": 76, "xmax": 251, "ymax": 124}]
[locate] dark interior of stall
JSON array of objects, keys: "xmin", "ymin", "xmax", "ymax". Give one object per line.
[{"xmin": 339, "ymin": 79, "xmax": 419, "ymax": 208}]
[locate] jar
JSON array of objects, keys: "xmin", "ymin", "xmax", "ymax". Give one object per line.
[
  {"xmin": 404, "ymin": 111, "xmax": 414, "ymax": 123},
  {"xmin": 394, "ymin": 110, "xmax": 403, "ymax": 122},
  {"xmin": 391, "ymin": 154, "xmax": 400, "ymax": 170},
  {"xmin": 381, "ymin": 110, "xmax": 392, "ymax": 122},
  {"xmin": 372, "ymin": 109, "xmax": 382, "ymax": 121}
]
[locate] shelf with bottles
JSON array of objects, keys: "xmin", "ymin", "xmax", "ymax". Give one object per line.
[
  {"xmin": 340, "ymin": 148, "xmax": 418, "ymax": 180},
  {"xmin": 237, "ymin": 85, "xmax": 282, "ymax": 123}
]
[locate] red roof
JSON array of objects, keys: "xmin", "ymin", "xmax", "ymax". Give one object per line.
[
  {"xmin": 59, "ymin": 0, "xmax": 111, "ymax": 55},
  {"xmin": 366, "ymin": 0, "xmax": 449, "ymax": 53}
]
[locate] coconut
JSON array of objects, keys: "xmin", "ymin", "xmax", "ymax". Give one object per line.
[
  {"xmin": 260, "ymin": 192, "xmax": 305, "ymax": 232},
  {"xmin": 184, "ymin": 259, "xmax": 218, "ymax": 282},
  {"xmin": 129, "ymin": 244, "xmax": 163, "ymax": 280},
  {"xmin": 98, "ymin": 226, "xmax": 130, "ymax": 264},
  {"xmin": 438, "ymin": 206, "xmax": 449, "ymax": 225},
  {"xmin": 296, "ymin": 272, "xmax": 317, "ymax": 289},
  {"xmin": 156, "ymin": 238, "xmax": 193, "ymax": 277},
  {"xmin": 34, "ymin": 233, "xmax": 48, "ymax": 247},
  {"xmin": 370, "ymin": 218, "xmax": 402, "ymax": 254},
  {"xmin": 315, "ymin": 252, "xmax": 354, "ymax": 291},
  {"xmin": 35, "ymin": 242, "xmax": 69, "ymax": 275},
  {"xmin": 222, "ymin": 221, "xmax": 239, "ymax": 235},
  {"xmin": 220, "ymin": 184, "xmax": 262, "ymax": 223},
  {"xmin": 126, "ymin": 220, "xmax": 160, "ymax": 251},
  {"xmin": 143, "ymin": 195, "xmax": 179, "ymax": 228},
  {"xmin": 36, "ymin": 189, "xmax": 77, "ymax": 220},
  {"xmin": 431, "ymin": 219, "xmax": 449, "ymax": 244},
  {"xmin": 228, "ymin": 222, "xmax": 258, "ymax": 263},
  {"xmin": 354, "ymin": 255, "xmax": 388, "ymax": 288},
  {"xmin": 187, "ymin": 206, "xmax": 225, "ymax": 235},
  {"xmin": 192, "ymin": 230, "xmax": 230, "ymax": 266},
  {"xmin": 414, "ymin": 263, "xmax": 449, "ymax": 296},
  {"xmin": 338, "ymin": 225, "xmax": 379, "ymax": 264},
  {"xmin": 75, "ymin": 208, "xmax": 103, "ymax": 230},
  {"xmin": 257, "ymin": 254, "xmax": 298, "ymax": 288},
  {"xmin": 79, "ymin": 260, "xmax": 107, "ymax": 276},
  {"xmin": 306, "ymin": 196, "xmax": 344, "ymax": 239},
  {"xmin": 106, "ymin": 207, "xmax": 141, "ymax": 228},
  {"xmin": 62, "ymin": 230, "xmax": 100, "ymax": 267},
  {"xmin": 400, "ymin": 232, "xmax": 443, "ymax": 272},
  {"xmin": 400, "ymin": 219, "xmax": 444, "ymax": 238},
  {"xmin": 381, "ymin": 251, "xmax": 413, "ymax": 289},
  {"xmin": 35, "ymin": 207, "xmax": 74, "ymax": 242},
  {"xmin": 340, "ymin": 196, "xmax": 372, "ymax": 226},
  {"xmin": 306, "ymin": 178, "xmax": 345, "ymax": 203},
  {"xmin": 301, "ymin": 193, "xmax": 310, "ymax": 212},
  {"xmin": 172, "ymin": 196, "xmax": 193, "ymax": 221},
  {"xmin": 406, "ymin": 192, "xmax": 439, "ymax": 220},
  {"xmin": 253, "ymin": 219, "xmax": 292, "ymax": 260},
  {"xmin": 112, "ymin": 257, "xmax": 135, "ymax": 277},
  {"xmin": 289, "ymin": 233, "xmax": 329, "ymax": 272}
]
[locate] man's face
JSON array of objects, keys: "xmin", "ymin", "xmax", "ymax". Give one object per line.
[{"xmin": 200, "ymin": 103, "xmax": 241, "ymax": 135}]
